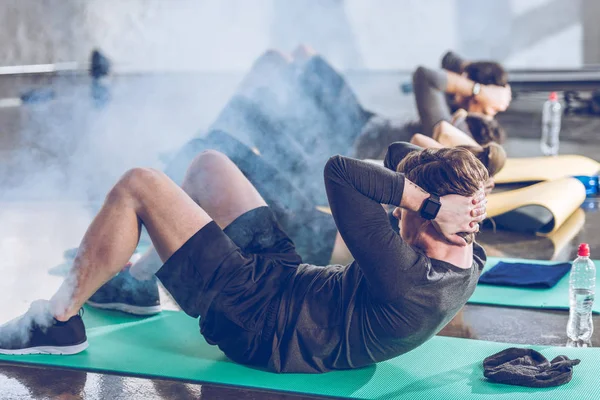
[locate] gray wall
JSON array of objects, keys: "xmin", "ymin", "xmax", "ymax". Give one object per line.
[{"xmin": 0, "ymin": 0, "xmax": 593, "ymax": 72}]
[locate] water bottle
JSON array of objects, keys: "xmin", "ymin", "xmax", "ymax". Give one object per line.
[
  {"xmin": 540, "ymin": 92, "xmax": 562, "ymax": 156},
  {"xmin": 567, "ymin": 243, "xmax": 596, "ymax": 341}
]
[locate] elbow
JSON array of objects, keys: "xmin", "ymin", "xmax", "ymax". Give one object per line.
[
  {"xmin": 409, "ymin": 134, "xmax": 422, "ymax": 145},
  {"xmin": 440, "ymin": 51, "xmax": 452, "ymax": 68},
  {"xmin": 412, "ymin": 65, "xmax": 428, "ymax": 87},
  {"xmin": 441, "ymin": 50, "xmax": 461, "ymax": 71},
  {"xmin": 324, "ymin": 155, "xmax": 346, "ymax": 189},
  {"xmin": 413, "ymin": 65, "xmax": 446, "ymax": 91},
  {"xmin": 325, "ymin": 155, "xmax": 344, "ymax": 175},
  {"xmin": 383, "ymin": 142, "xmax": 406, "ymax": 171}
]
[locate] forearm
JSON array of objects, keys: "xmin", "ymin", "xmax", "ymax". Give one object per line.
[
  {"xmin": 435, "ymin": 122, "xmax": 481, "ymax": 147},
  {"xmin": 325, "ymin": 155, "xmax": 406, "ymax": 206},
  {"xmin": 400, "ymin": 178, "xmax": 430, "ymax": 212},
  {"xmin": 410, "ymin": 133, "xmax": 444, "ymax": 149},
  {"xmin": 445, "ymin": 70, "xmax": 477, "ymax": 98},
  {"xmin": 325, "ymin": 154, "xmax": 429, "ymax": 211}
]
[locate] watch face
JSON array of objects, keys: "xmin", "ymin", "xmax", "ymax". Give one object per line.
[{"xmin": 423, "ymin": 200, "xmax": 440, "ymax": 216}]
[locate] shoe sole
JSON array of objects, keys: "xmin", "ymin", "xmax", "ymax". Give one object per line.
[
  {"xmin": 0, "ymin": 341, "xmax": 89, "ymax": 355},
  {"xmin": 86, "ymin": 301, "xmax": 162, "ymax": 315}
]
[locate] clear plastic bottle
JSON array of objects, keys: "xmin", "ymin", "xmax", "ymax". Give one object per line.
[
  {"xmin": 567, "ymin": 243, "xmax": 596, "ymax": 341},
  {"xmin": 540, "ymin": 91, "xmax": 562, "ymax": 156}
]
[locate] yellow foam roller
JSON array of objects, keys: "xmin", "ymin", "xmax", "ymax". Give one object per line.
[
  {"xmin": 487, "ymin": 177, "xmax": 586, "ymax": 235},
  {"xmin": 495, "ymin": 155, "xmax": 600, "ymax": 184}
]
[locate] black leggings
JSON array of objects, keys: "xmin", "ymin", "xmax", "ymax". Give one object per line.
[
  {"xmin": 353, "ymin": 116, "xmax": 420, "ymax": 160},
  {"xmin": 209, "ymin": 55, "xmax": 374, "ymax": 204}
]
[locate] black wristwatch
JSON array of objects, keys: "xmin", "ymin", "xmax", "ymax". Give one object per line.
[{"xmin": 419, "ymin": 194, "xmax": 442, "ymax": 220}]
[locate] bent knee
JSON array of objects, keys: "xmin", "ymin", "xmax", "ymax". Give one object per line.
[
  {"xmin": 109, "ymin": 167, "xmax": 165, "ymax": 202},
  {"xmin": 120, "ymin": 167, "xmax": 164, "ymax": 187},
  {"xmin": 182, "ymin": 150, "xmax": 231, "ymax": 189},
  {"xmin": 188, "ymin": 150, "xmax": 232, "ymax": 173}
]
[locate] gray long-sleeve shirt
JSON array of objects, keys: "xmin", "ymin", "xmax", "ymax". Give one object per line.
[
  {"xmin": 441, "ymin": 51, "xmax": 467, "ymax": 112},
  {"xmin": 267, "ymin": 143, "xmax": 486, "ymax": 373},
  {"xmin": 412, "ymin": 65, "xmax": 471, "ymax": 137}
]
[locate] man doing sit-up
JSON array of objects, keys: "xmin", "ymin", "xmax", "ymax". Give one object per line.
[{"xmin": 0, "ymin": 146, "xmax": 487, "ymax": 373}]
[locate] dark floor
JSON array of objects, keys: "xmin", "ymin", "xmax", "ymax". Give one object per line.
[{"xmin": 1, "ymin": 71, "xmax": 600, "ymax": 399}]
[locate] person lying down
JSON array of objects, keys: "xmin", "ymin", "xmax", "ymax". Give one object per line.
[
  {"xmin": 159, "ymin": 47, "xmax": 507, "ymax": 266},
  {"xmin": 0, "ymin": 145, "xmax": 487, "ymax": 374},
  {"xmin": 355, "ymin": 51, "xmax": 512, "ymax": 160}
]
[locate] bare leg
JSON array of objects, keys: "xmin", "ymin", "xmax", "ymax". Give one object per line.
[
  {"xmin": 180, "ymin": 150, "xmax": 267, "ymax": 227},
  {"xmin": 129, "ymin": 150, "xmax": 267, "ymax": 280},
  {"xmin": 50, "ymin": 167, "xmax": 213, "ymax": 321}
]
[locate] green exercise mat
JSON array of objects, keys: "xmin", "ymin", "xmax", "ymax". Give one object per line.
[
  {"xmin": 469, "ymin": 256, "xmax": 600, "ymax": 313},
  {"xmin": 0, "ymin": 307, "xmax": 597, "ymax": 400},
  {"xmin": 52, "ymin": 253, "xmax": 594, "ymax": 315}
]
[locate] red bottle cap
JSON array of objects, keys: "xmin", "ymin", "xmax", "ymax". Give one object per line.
[
  {"xmin": 578, "ymin": 243, "xmax": 590, "ymax": 257},
  {"xmin": 549, "ymin": 92, "xmax": 558, "ymax": 101}
]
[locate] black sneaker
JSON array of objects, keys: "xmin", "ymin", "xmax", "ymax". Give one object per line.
[
  {"xmin": 86, "ymin": 266, "xmax": 162, "ymax": 315},
  {"xmin": 0, "ymin": 300, "xmax": 88, "ymax": 355}
]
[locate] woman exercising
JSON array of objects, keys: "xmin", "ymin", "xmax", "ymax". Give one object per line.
[{"xmin": 354, "ymin": 51, "xmax": 512, "ymax": 159}]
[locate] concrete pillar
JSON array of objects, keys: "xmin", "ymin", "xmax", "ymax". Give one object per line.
[{"xmin": 582, "ymin": 0, "xmax": 600, "ymax": 64}]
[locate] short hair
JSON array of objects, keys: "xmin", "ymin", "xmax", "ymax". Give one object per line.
[
  {"xmin": 465, "ymin": 115, "xmax": 507, "ymax": 145},
  {"xmin": 464, "ymin": 61, "xmax": 508, "ymax": 87},
  {"xmin": 397, "ymin": 147, "xmax": 489, "ymax": 244}
]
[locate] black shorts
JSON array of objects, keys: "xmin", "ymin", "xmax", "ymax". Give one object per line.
[{"xmin": 156, "ymin": 206, "xmax": 301, "ymax": 366}]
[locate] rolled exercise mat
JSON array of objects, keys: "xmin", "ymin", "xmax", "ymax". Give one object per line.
[
  {"xmin": 0, "ymin": 308, "xmax": 598, "ymax": 400},
  {"xmin": 494, "ymin": 155, "xmax": 600, "ymax": 184},
  {"xmin": 486, "ymin": 177, "xmax": 586, "ymax": 235},
  {"xmin": 546, "ymin": 208, "xmax": 586, "ymax": 259},
  {"xmin": 317, "ymin": 177, "xmax": 585, "ymax": 236},
  {"xmin": 470, "ymin": 256, "xmax": 600, "ymax": 313}
]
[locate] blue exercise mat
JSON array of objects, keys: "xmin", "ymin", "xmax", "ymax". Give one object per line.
[{"xmin": 469, "ymin": 256, "xmax": 600, "ymax": 313}]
